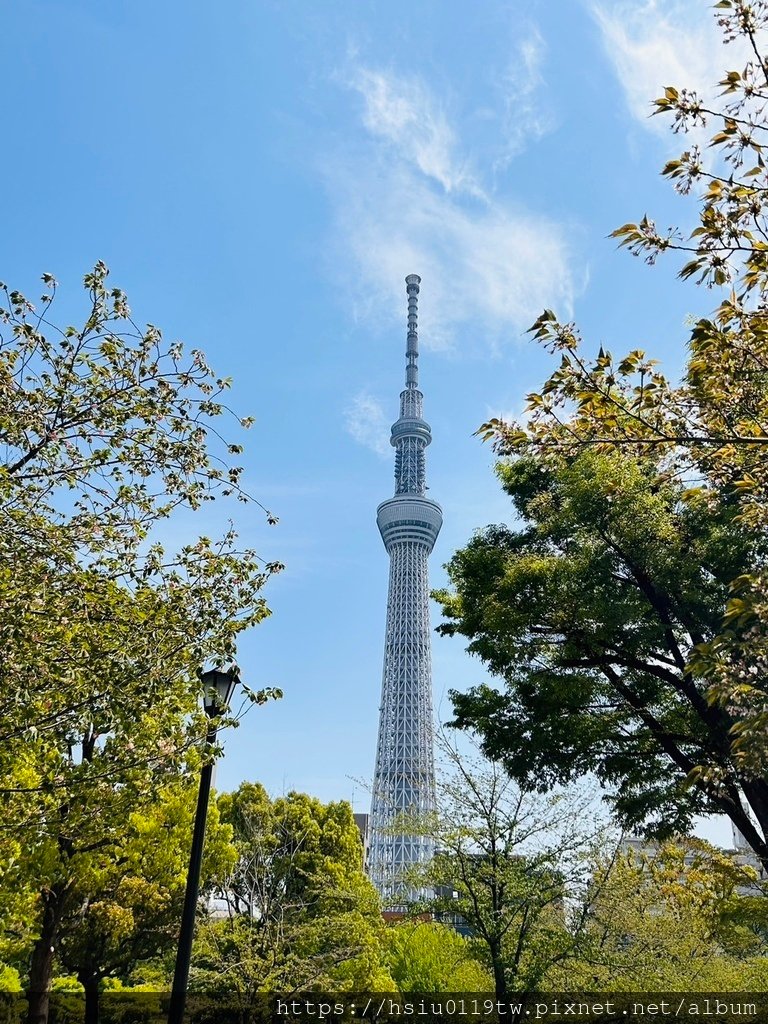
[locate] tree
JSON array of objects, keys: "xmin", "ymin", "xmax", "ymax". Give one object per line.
[
  {"xmin": 11, "ymin": 574, "xmax": 267, "ymax": 1024},
  {"xmin": 439, "ymin": 6, "xmax": 768, "ymax": 874},
  {"xmin": 383, "ymin": 922, "xmax": 491, "ymax": 992},
  {"xmin": 52, "ymin": 779, "xmax": 236, "ymax": 1024},
  {"xmin": 0, "ymin": 265, "xmax": 281, "ymax": 1024},
  {"xmin": 191, "ymin": 784, "xmax": 392, "ymax": 1007},
  {"xmin": 558, "ymin": 838, "xmax": 768, "ymax": 991},
  {"xmin": 0, "ymin": 262, "xmax": 280, "ymax": 768},
  {"xmin": 473, "ymin": 5, "xmax": 768, "ymax": 773},
  {"xmin": 402, "ymin": 740, "xmax": 606, "ymax": 1001},
  {"xmin": 437, "ymin": 449, "xmax": 768, "ymax": 868}
]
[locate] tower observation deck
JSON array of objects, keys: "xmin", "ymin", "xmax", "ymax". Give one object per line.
[{"xmin": 369, "ymin": 274, "xmax": 442, "ymax": 900}]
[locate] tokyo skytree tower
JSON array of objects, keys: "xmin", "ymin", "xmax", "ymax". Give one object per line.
[{"xmin": 368, "ymin": 274, "xmax": 442, "ymax": 899}]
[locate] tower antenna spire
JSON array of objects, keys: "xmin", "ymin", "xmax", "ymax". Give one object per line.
[{"xmin": 405, "ymin": 273, "xmax": 420, "ymax": 390}]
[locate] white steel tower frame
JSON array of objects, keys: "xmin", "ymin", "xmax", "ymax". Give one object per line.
[{"xmin": 369, "ymin": 275, "xmax": 442, "ymax": 900}]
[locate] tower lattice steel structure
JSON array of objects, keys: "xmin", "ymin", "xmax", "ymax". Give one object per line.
[{"xmin": 369, "ymin": 274, "xmax": 442, "ymax": 899}]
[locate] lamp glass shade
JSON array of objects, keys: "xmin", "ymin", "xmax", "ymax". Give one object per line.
[{"xmin": 200, "ymin": 668, "xmax": 239, "ymax": 716}]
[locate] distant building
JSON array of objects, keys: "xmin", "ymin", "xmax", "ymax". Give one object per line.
[{"xmin": 621, "ymin": 834, "xmax": 766, "ymax": 894}]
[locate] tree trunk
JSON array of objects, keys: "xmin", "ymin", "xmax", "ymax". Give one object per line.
[
  {"xmin": 740, "ymin": 780, "xmax": 768, "ymax": 862},
  {"xmin": 720, "ymin": 787, "xmax": 768, "ymax": 875},
  {"xmin": 81, "ymin": 973, "xmax": 100, "ymax": 1024},
  {"xmin": 26, "ymin": 888, "xmax": 62, "ymax": 1024},
  {"xmin": 490, "ymin": 941, "xmax": 508, "ymax": 1004}
]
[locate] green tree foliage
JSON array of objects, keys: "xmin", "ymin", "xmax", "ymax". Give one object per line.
[
  {"xmin": 0, "ymin": 262, "xmax": 274, "ymax": 539},
  {"xmin": 6, "ymin": 578, "xmax": 253, "ymax": 1024},
  {"xmin": 557, "ymin": 838, "xmax": 768, "ymax": 991},
  {"xmin": 437, "ymin": 451, "xmax": 768, "ymax": 867},
  {"xmin": 50, "ymin": 779, "xmax": 235, "ymax": 1022},
  {"xmin": 0, "ymin": 265, "xmax": 281, "ymax": 1023},
  {"xmin": 444, "ymin": 5, "xmax": 768, "ymax": 874},
  {"xmin": 384, "ymin": 922, "xmax": 491, "ymax": 992},
  {"xmin": 191, "ymin": 785, "xmax": 392, "ymax": 1002},
  {"xmin": 403, "ymin": 741, "xmax": 604, "ymax": 1001}
]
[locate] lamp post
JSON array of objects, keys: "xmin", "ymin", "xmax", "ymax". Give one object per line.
[{"xmin": 168, "ymin": 667, "xmax": 239, "ymax": 1024}]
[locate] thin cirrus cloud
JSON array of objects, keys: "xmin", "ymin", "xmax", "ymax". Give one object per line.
[
  {"xmin": 493, "ymin": 26, "xmax": 555, "ymax": 170},
  {"xmin": 326, "ymin": 35, "xmax": 579, "ymax": 365},
  {"xmin": 332, "ymin": 166, "xmax": 578, "ymax": 352},
  {"xmin": 590, "ymin": 0, "xmax": 750, "ymax": 132},
  {"xmin": 344, "ymin": 393, "xmax": 391, "ymax": 458},
  {"xmin": 351, "ymin": 67, "xmax": 485, "ymax": 199}
]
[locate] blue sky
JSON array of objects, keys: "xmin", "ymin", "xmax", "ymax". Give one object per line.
[{"xmin": 2, "ymin": 1, "xmax": 742, "ymax": 842}]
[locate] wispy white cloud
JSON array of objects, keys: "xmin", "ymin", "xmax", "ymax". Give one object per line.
[
  {"xmin": 493, "ymin": 26, "xmax": 555, "ymax": 168},
  {"xmin": 344, "ymin": 392, "xmax": 390, "ymax": 456},
  {"xmin": 590, "ymin": 1, "xmax": 750, "ymax": 131},
  {"xmin": 326, "ymin": 55, "xmax": 579, "ymax": 350},
  {"xmin": 348, "ymin": 67, "xmax": 484, "ymax": 197},
  {"xmin": 329, "ymin": 160, "xmax": 577, "ymax": 350}
]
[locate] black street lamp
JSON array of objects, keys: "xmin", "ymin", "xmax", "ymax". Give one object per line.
[{"xmin": 167, "ymin": 667, "xmax": 239, "ymax": 1024}]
